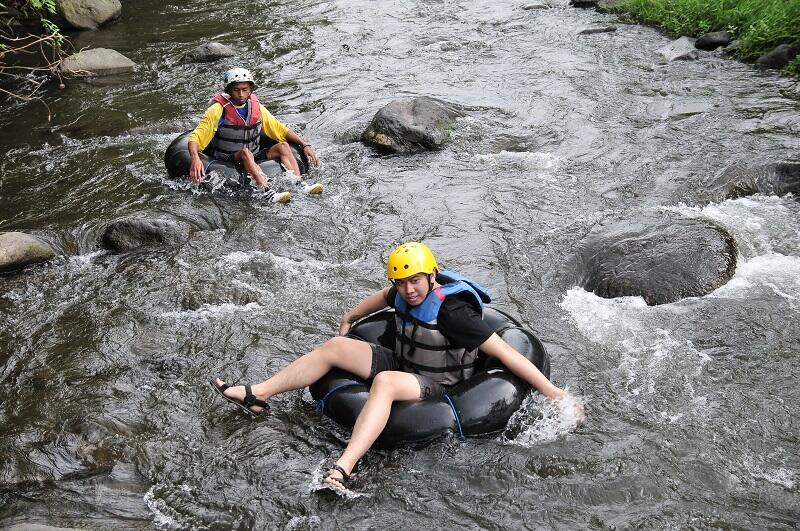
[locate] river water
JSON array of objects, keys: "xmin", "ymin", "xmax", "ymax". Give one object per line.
[{"xmin": 1, "ymin": 0, "xmax": 799, "ymax": 529}]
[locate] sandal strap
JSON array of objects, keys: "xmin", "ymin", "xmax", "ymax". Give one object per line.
[
  {"xmin": 332, "ymin": 464, "xmax": 350, "ymax": 482},
  {"xmin": 243, "ymin": 384, "xmax": 268, "ymax": 408}
]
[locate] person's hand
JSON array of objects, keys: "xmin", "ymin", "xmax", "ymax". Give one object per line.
[
  {"xmin": 551, "ymin": 389, "xmax": 586, "ymax": 427},
  {"xmin": 571, "ymin": 398, "xmax": 586, "ymax": 427},
  {"xmin": 339, "ymin": 315, "xmax": 352, "ymax": 336},
  {"xmin": 303, "ymin": 145, "xmax": 320, "ymax": 168},
  {"xmin": 189, "ymin": 157, "xmax": 205, "ymax": 183}
]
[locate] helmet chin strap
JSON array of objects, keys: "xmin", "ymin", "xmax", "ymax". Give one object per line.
[{"xmin": 428, "ymin": 270, "xmax": 437, "ymax": 293}]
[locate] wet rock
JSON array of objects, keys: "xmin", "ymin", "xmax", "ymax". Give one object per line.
[
  {"xmin": 182, "ymin": 42, "xmax": 236, "ymax": 63},
  {"xmin": 657, "ymin": 37, "xmax": 699, "ymax": 61},
  {"xmin": 575, "ymin": 211, "xmax": 737, "ymax": 305},
  {"xmin": 695, "ymin": 31, "xmax": 732, "ymax": 51},
  {"xmin": 722, "ymin": 40, "xmax": 741, "ymax": 56},
  {"xmin": 57, "ymin": 0, "xmax": 121, "ymax": 30},
  {"xmin": 0, "ymin": 232, "xmax": 55, "ymax": 273},
  {"xmin": 578, "ymin": 26, "xmax": 617, "ymax": 35},
  {"xmin": 718, "ymin": 161, "xmax": 800, "ymax": 200},
  {"xmin": 596, "ymin": 0, "xmax": 621, "ymax": 13},
  {"xmin": 570, "ymin": 0, "xmax": 599, "ymax": 7},
  {"xmin": 60, "ymin": 48, "xmax": 136, "ymax": 76},
  {"xmin": 102, "ymin": 218, "xmax": 192, "ymax": 253},
  {"xmin": 361, "ymin": 96, "xmax": 463, "ymax": 154},
  {"xmin": 755, "ymin": 44, "xmax": 797, "ymax": 70}
]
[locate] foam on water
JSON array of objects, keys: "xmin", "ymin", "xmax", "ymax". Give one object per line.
[
  {"xmin": 159, "ymin": 302, "xmax": 264, "ymax": 320},
  {"xmin": 708, "ymin": 252, "xmax": 800, "ymax": 305},
  {"xmin": 143, "ymin": 485, "xmax": 183, "ymax": 529},
  {"xmin": 667, "ymin": 195, "xmax": 800, "ymax": 258},
  {"xmin": 475, "ymin": 150, "xmax": 559, "ymax": 170},
  {"xmin": 560, "ymin": 287, "xmax": 709, "ymax": 404}
]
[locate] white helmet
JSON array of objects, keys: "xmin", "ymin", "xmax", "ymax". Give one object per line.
[{"xmin": 223, "ymin": 68, "xmax": 256, "ymax": 89}]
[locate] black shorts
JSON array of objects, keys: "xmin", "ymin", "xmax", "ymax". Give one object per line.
[{"xmin": 368, "ymin": 343, "xmax": 445, "ymax": 401}]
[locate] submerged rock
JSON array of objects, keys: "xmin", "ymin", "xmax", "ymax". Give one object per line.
[
  {"xmin": 361, "ymin": 96, "xmax": 463, "ymax": 154},
  {"xmin": 657, "ymin": 37, "xmax": 699, "ymax": 61},
  {"xmin": 182, "ymin": 42, "xmax": 236, "ymax": 63},
  {"xmin": 102, "ymin": 218, "xmax": 192, "ymax": 253},
  {"xmin": 577, "ymin": 25, "xmax": 617, "ymax": 35},
  {"xmin": 575, "ymin": 212, "xmax": 737, "ymax": 305},
  {"xmin": 58, "ymin": 0, "xmax": 121, "ymax": 30},
  {"xmin": 60, "ymin": 48, "xmax": 136, "ymax": 76},
  {"xmin": 695, "ymin": 31, "xmax": 733, "ymax": 51},
  {"xmin": 755, "ymin": 44, "xmax": 797, "ymax": 70},
  {"xmin": 0, "ymin": 232, "xmax": 55, "ymax": 273}
]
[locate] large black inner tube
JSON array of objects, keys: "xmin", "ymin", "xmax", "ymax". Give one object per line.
[
  {"xmin": 309, "ymin": 306, "xmax": 551, "ymax": 448},
  {"xmin": 163, "ymin": 131, "xmax": 309, "ymax": 190}
]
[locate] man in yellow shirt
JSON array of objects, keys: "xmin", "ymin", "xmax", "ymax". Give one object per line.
[{"xmin": 188, "ymin": 68, "xmax": 322, "ymax": 202}]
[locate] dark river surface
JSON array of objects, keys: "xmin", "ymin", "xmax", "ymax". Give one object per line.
[{"xmin": 1, "ymin": 0, "xmax": 799, "ymax": 529}]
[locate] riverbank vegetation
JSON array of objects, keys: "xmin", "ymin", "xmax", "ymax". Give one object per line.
[
  {"xmin": 0, "ymin": 0, "xmax": 68, "ymax": 102},
  {"xmin": 613, "ymin": 0, "xmax": 800, "ymax": 76}
]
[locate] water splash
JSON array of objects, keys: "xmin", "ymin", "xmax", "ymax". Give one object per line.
[
  {"xmin": 503, "ymin": 392, "xmax": 585, "ymax": 446},
  {"xmin": 307, "ymin": 459, "xmax": 370, "ymax": 499}
]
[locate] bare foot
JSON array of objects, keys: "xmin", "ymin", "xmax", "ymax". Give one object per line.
[{"xmin": 322, "ymin": 464, "xmax": 352, "ymax": 491}]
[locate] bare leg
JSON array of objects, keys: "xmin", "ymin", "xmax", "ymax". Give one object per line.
[
  {"xmin": 213, "ymin": 336, "xmax": 373, "ymax": 414},
  {"xmin": 234, "ymin": 149, "xmax": 269, "ymax": 188},
  {"xmin": 323, "ymin": 371, "xmax": 422, "ymax": 489},
  {"xmin": 266, "ymin": 142, "xmax": 302, "ymax": 182}
]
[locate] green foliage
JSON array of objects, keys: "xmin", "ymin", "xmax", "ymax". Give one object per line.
[
  {"xmin": 614, "ymin": 0, "xmax": 800, "ymax": 75},
  {"xmin": 29, "ymin": 0, "xmax": 58, "ymax": 14}
]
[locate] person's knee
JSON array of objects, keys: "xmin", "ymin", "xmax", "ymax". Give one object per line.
[
  {"xmin": 276, "ymin": 142, "xmax": 293, "ymax": 157},
  {"xmin": 237, "ymin": 149, "xmax": 255, "ymax": 162},
  {"xmin": 318, "ymin": 336, "xmax": 351, "ymax": 360},
  {"xmin": 371, "ymin": 372, "xmax": 401, "ymax": 395}
]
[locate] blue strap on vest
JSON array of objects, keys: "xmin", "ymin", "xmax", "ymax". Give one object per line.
[
  {"xmin": 216, "ymin": 101, "xmax": 250, "ymax": 129},
  {"xmin": 316, "ymin": 382, "xmax": 362, "ymax": 413},
  {"xmin": 394, "ymin": 269, "xmax": 491, "ymax": 323},
  {"xmin": 443, "ymin": 393, "xmax": 464, "ymax": 439}
]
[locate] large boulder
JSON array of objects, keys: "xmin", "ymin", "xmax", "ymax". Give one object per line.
[
  {"xmin": 101, "ymin": 218, "xmax": 192, "ymax": 253},
  {"xmin": 695, "ymin": 31, "xmax": 733, "ymax": 51},
  {"xmin": 181, "ymin": 42, "xmax": 236, "ymax": 63},
  {"xmin": 0, "ymin": 232, "xmax": 55, "ymax": 272},
  {"xmin": 575, "ymin": 211, "xmax": 737, "ymax": 305},
  {"xmin": 58, "ymin": 0, "xmax": 121, "ymax": 30},
  {"xmin": 60, "ymin": 48, "xmax": 136, "ymax": 76},
  {"xmin": 755, "ymin": 44, "xmax": 797, "ymax": 70},
  {"xmin": 361, "ymin": 97, "xmax": 463, "ymax": 154}
]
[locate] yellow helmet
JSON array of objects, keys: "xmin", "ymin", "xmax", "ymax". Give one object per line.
[{"xmin": 387, "ymin": 242, "xmax": 438, "ymax": 280}]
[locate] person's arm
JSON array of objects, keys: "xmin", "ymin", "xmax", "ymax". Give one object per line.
[
  {"xmin": 260, "ymin": 107, "xmax": 319, "ymax": 168},
  {"xmin": 188, "ymin": 104, "xmax": 222, "ymax": 182},
  {"xmin": 481, "ymin": 333, "xmax": 585, "ymax": 422},
  {"xmin": 339, "ymin": 287, "xmax": 391, "ymax": 336},
  {"xmin": 285, "ymin": 130, "xmax": 319, "ymax": 168},
  {"xmin": 481, "ymin": 333, "xmax": 566, "ymax": 399}
]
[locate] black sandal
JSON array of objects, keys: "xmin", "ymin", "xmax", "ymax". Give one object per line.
[
  {"xmin": 322, "ymin": 464, "xmax": 351, "ymax": 491},
  {"xmin": 210, "ymin": 378, "xmax": 270, "ymax": 417}
]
